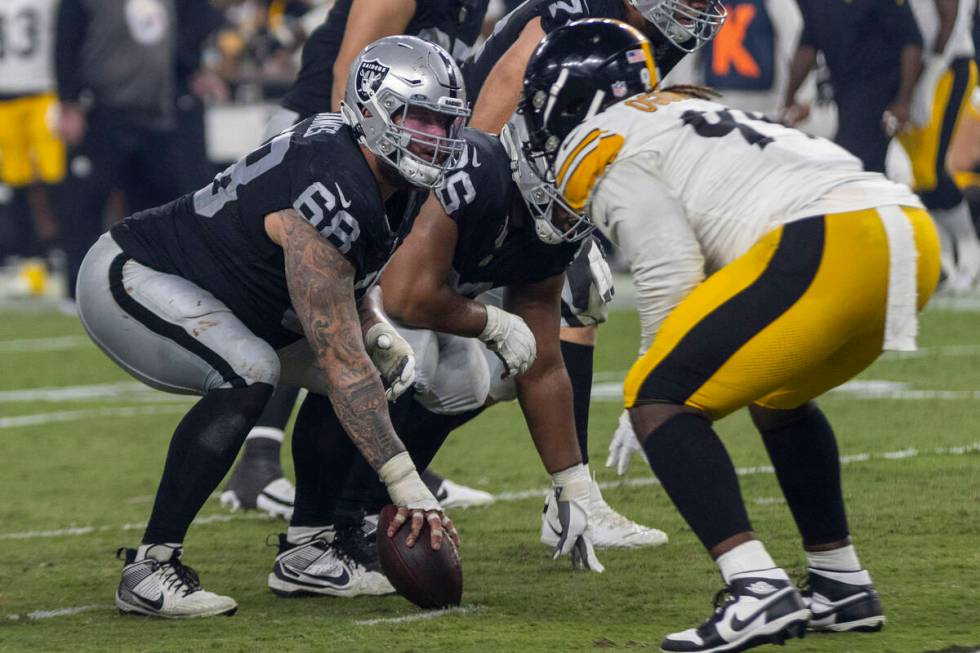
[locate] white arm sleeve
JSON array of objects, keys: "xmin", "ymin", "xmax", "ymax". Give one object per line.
[{"xmin": 590, "ymin": 157, "xmax": 706, "ymax": 354}]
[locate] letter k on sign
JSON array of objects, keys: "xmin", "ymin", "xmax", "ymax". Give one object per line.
[{"xmin": 712, "ymin": 3, "xmax": 760, "ymax": 78}]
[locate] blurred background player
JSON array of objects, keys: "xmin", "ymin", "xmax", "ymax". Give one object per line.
[
  {"xmin": 898, "ymin": 0, "xmax": 980, "ymax": 293},
  {"xmin": 54, "ymin": 0, "xmax": 182, "ymax": 313},
  {"xmin": 0, "ymin": 0, "xmax": 63, "ymax": 284},
  {"xmin": 222, "ymin": 0, "xmax": 494, "ymax": 518},
  {"xmin": 782, "ymin": 0, "xmax": 923, "ymax": 174}
]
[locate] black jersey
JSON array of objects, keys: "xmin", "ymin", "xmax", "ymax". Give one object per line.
[
  {"xmin": 464, "ymin": 0, "xmax": 626, "ymax": 98},
  {"xmin": 111, "ymin": 113, "xmax": 394, "ymax": 349},
  {"xmin": 463, "ymin": 0, "xmax": 687, "ymax": 100},
  {"xmin": 281, "ymin": 0, "xmax": 488, "ymax": 118},
  {"xmin": 428, "ymin": 128, "xmax": 578, "ymax": 298}
]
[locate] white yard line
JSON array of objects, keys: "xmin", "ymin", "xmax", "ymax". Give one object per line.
[
  {"xmin": 0, "ymin": 382, "xmax": 190, "ymax": 404},
  {"xmin": 0, "ymin": 336, "xmax": 90, "ymax": 353},
  {"xmin": 354, "ymin": 605, "xmax": 484, "ymax": 626},
  {"xmin": 491, "ymin": 441, "xmax": 980, "ymax": 501},
  {"xmin": 0, "ymin": 511, "xmax": 272, "ymax": 541},
  {"xmin": 5, "ymin": 604, "xmax": 115, "ymax": 622},
  {"xmin": 0, "ymin": 405, "xmax": 189, "ymax": 429}
]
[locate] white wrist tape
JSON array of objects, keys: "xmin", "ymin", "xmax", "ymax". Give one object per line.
[
  {"xmin": 479, "ymin": 304, "xmax": 505, "ymax": 341},
  {"xmin": 378, "ymin": 452, "xmax": 439, "ymax": 510},
  {"xmin": 550, "ymin": 463, "xmax": 591, "ymax": 503}
]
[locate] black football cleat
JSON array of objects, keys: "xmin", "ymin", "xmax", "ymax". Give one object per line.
[
  {"xmin": 661, "ymin": 573, "xmax": 810, "ymax": 652},
  {"xmin": 801, "ymin": 568, "xmax": 885, "ymax": 632}
]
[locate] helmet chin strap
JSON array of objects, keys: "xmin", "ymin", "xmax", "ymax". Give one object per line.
[{"xmin": 397, "ymin": 154, "xmax": 442, "ymax": 188}]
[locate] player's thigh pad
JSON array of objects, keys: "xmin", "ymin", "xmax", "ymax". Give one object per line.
[
  {"xmin": 624, "ymin": 209, "xmax": 932, "ymax": 417},
  {"xmin": 413, "ymin": 332, "xmax": 491, "ymax": 414},
  {"xmin": 77, "ymin": 233, "xmax": 280, "ymax": 395}
]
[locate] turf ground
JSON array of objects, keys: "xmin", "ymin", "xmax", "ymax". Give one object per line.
[{"xmin": 0, "ymin": 302, "xmax": 978, "ymax": 653}]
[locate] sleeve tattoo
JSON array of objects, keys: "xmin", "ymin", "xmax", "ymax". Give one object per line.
[{"xmin": 278, "ymin": 210, "xmax": 406, "ymax": 469}]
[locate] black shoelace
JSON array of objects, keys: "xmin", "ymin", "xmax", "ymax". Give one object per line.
[
  {"xmin": 333, "ymin": 522, "xmax": 379, "ymax": 570},
  {"xmin": 158, "ymin": 554, "xmax": 202, "ymax": 597}
]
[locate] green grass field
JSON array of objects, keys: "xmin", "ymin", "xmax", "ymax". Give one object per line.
[{"xmin": 0, "ymin": 304, "xmax": 978, "ymax": 652}]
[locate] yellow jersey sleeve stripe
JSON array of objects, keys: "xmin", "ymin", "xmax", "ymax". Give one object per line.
[
  {"xmin": 555, "ymin": 128, "xmax": 602, "ymax": 187},
  {"xmin": 560, "ymin": 133, "xmax": 625, "ymax": 212}
]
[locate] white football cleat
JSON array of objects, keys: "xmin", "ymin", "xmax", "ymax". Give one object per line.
[
  {"xmin": 268, "ymin": 531, "xmax": 394, "ymax": 598},
  {"xmin": 115, "ymin": 545, "xmax": 237, "ymax": 618},
  {"xmin": 541, "ymin": 479, "xmax": 668, "ymax": 549},
  {"xmin": 423, "ymin": 470, "xmax": 495, "ymax": 509},
  {"xmin": 221, "ymin": 462, "xmax": 294, "ymax": 520}
]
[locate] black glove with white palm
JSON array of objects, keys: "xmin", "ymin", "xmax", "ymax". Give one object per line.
[
  {"xmin": 380, "ymin": 452, "xmax": 459, "ymax": 551},
  {"xmin": 478, "ymin": 304, "xmax": 537, "ymax": 378},
  {"xmin": 542, "ymin": 464, "xmax": 604, "ymax": 572}
]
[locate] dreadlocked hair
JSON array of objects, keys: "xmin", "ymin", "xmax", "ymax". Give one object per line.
[{"xmin": 658, "ymin": 84, "xmax": 720, "ymax": 100}]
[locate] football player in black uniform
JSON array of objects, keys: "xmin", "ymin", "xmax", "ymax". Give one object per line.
[
  {"xmin": 268, "ymin": 121, "xmax": 612, "ymax": 600},
  {"xmin": 267, "ymin": 0, "xmax": 488, "ymax": 134},
  {"xmin": 75, "ymin": 37, "xmax": 469, "ymax": 618},
  {"xmin": 223, "ymin": 0, "xmax": 492, "ymax": 516}
]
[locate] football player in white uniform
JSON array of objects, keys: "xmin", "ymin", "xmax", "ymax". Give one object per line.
[{"xmin": 513, "ymin": 19, "xmax": 941, "ymax": 653}]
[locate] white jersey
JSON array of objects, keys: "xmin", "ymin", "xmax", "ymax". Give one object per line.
[
  {"xmin": 0, "ymin": 0, "xmax": 56, "ymax": 95},
  {"xmin": 910, "ymin": 0, "xmax": 977, "ymax": 60},
  {"xmin": 553, "ymin": 92, "xmax": 922, "ymax": 349}
]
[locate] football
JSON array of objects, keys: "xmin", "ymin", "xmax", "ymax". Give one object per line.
[{"xmin": 376, "ymin": 504, "xmax": 463, "ymax": 609}]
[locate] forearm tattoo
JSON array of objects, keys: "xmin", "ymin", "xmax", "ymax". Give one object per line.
[{"xmin": 279, "ymin": 210, "xmax": 405, "ymax": 469}]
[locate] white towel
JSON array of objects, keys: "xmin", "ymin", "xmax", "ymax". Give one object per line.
[{"xmin": 878, "ymin": 206, "xmax": 919, "ymax": 351}]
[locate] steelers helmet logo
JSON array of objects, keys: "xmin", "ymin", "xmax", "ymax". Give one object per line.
[{"xmin": 355, "ymin": 60, "xmax": 391, "ymax": 103}]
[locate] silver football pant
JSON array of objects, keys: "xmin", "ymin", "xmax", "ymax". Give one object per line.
[{"xmin": 77, "ymin": 232, "xmax": 326, "ymax": 396}]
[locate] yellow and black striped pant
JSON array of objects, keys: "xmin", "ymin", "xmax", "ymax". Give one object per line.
[
  {"xmin": 624, "ymin": 207, "xmax": 941, "ymax": 418},
  {"xmin": 899, "ymin": 57, "xmax": 979, "ymax": 210}
]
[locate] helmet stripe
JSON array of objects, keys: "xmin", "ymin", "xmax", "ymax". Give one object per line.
[{"xmin": 555, "ymin": 128, "xmax": 602, "ymax": 187}]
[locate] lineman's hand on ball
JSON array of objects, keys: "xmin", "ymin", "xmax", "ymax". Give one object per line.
[
  {"xmin": 380, "ymin": 453, "xmax": 459, "ymax": 550},
  {"xmin": 605, "ymin": 410, "xmax": 648, "ymax": 476},
  {"xmin": 364, "ymin": 322, "xmax": 416, "ymax": 401},
  {"xmin": 479, "ymin": 304, "xmax": 537, "ymax": 378}
]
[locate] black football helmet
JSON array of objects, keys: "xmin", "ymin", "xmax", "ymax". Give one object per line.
[{"xmin": 509, "ymin": 18, "xmax": 657, "ymax": 244}]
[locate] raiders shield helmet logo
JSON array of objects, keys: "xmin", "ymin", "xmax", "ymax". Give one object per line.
[{"xmin": 355, "ymin": 59, "xmax": 391, "ymax": 103}]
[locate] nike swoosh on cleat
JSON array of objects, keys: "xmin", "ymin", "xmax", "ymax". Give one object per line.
[
  {"xmin": 125, "ymin": 588, "xmax": 164, "ymax": 611},
  {"xmin": 730, "ymin": 589, "xmax": 792, "ymax": 632},
  {"xmin": 259, "ymin": 490, "xmax": 294, "ymax": 507},
  {"xmin": 280, "ymin": 564, "xmax": 351, "ymax": 588},
  {"xmin": 809, "ymin": 592, "xmax": 871, "ymax": 619}
]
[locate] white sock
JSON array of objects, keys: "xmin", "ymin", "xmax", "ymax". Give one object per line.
[
  {"xmin": 286, "ymin": 525, "xmax": 334, "ymax": 545},
  {"xmin": 246, "ymin": 426, "xmax": 284, "ymax": 443},
  {"xmin": 806, "ymin": 544, "xmax": 862, "ymax": 572},
  {"xmin": 716, "ymin": 540, "xmax": 786, "ymax": 585},
  {"xmin": 136, "ymin": 542, "xmax": 181, "ymax": 562}
]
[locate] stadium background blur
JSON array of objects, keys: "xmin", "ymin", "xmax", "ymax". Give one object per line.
[{"xmin": 1, "ymin": 0, "xmax": 977, "ymax": 304}]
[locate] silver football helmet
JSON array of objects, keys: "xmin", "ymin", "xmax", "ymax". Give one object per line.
[
  {"xmin": 628, "ymin": 0, "xmax": 727, "ymax": 52},
  {"xmin": 500, "ymin": 113, "xmax": 594, "ymax": 246},
  {"xmin": 341, "ymin": 35, "xmax": 470, "ymax": 188}
]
